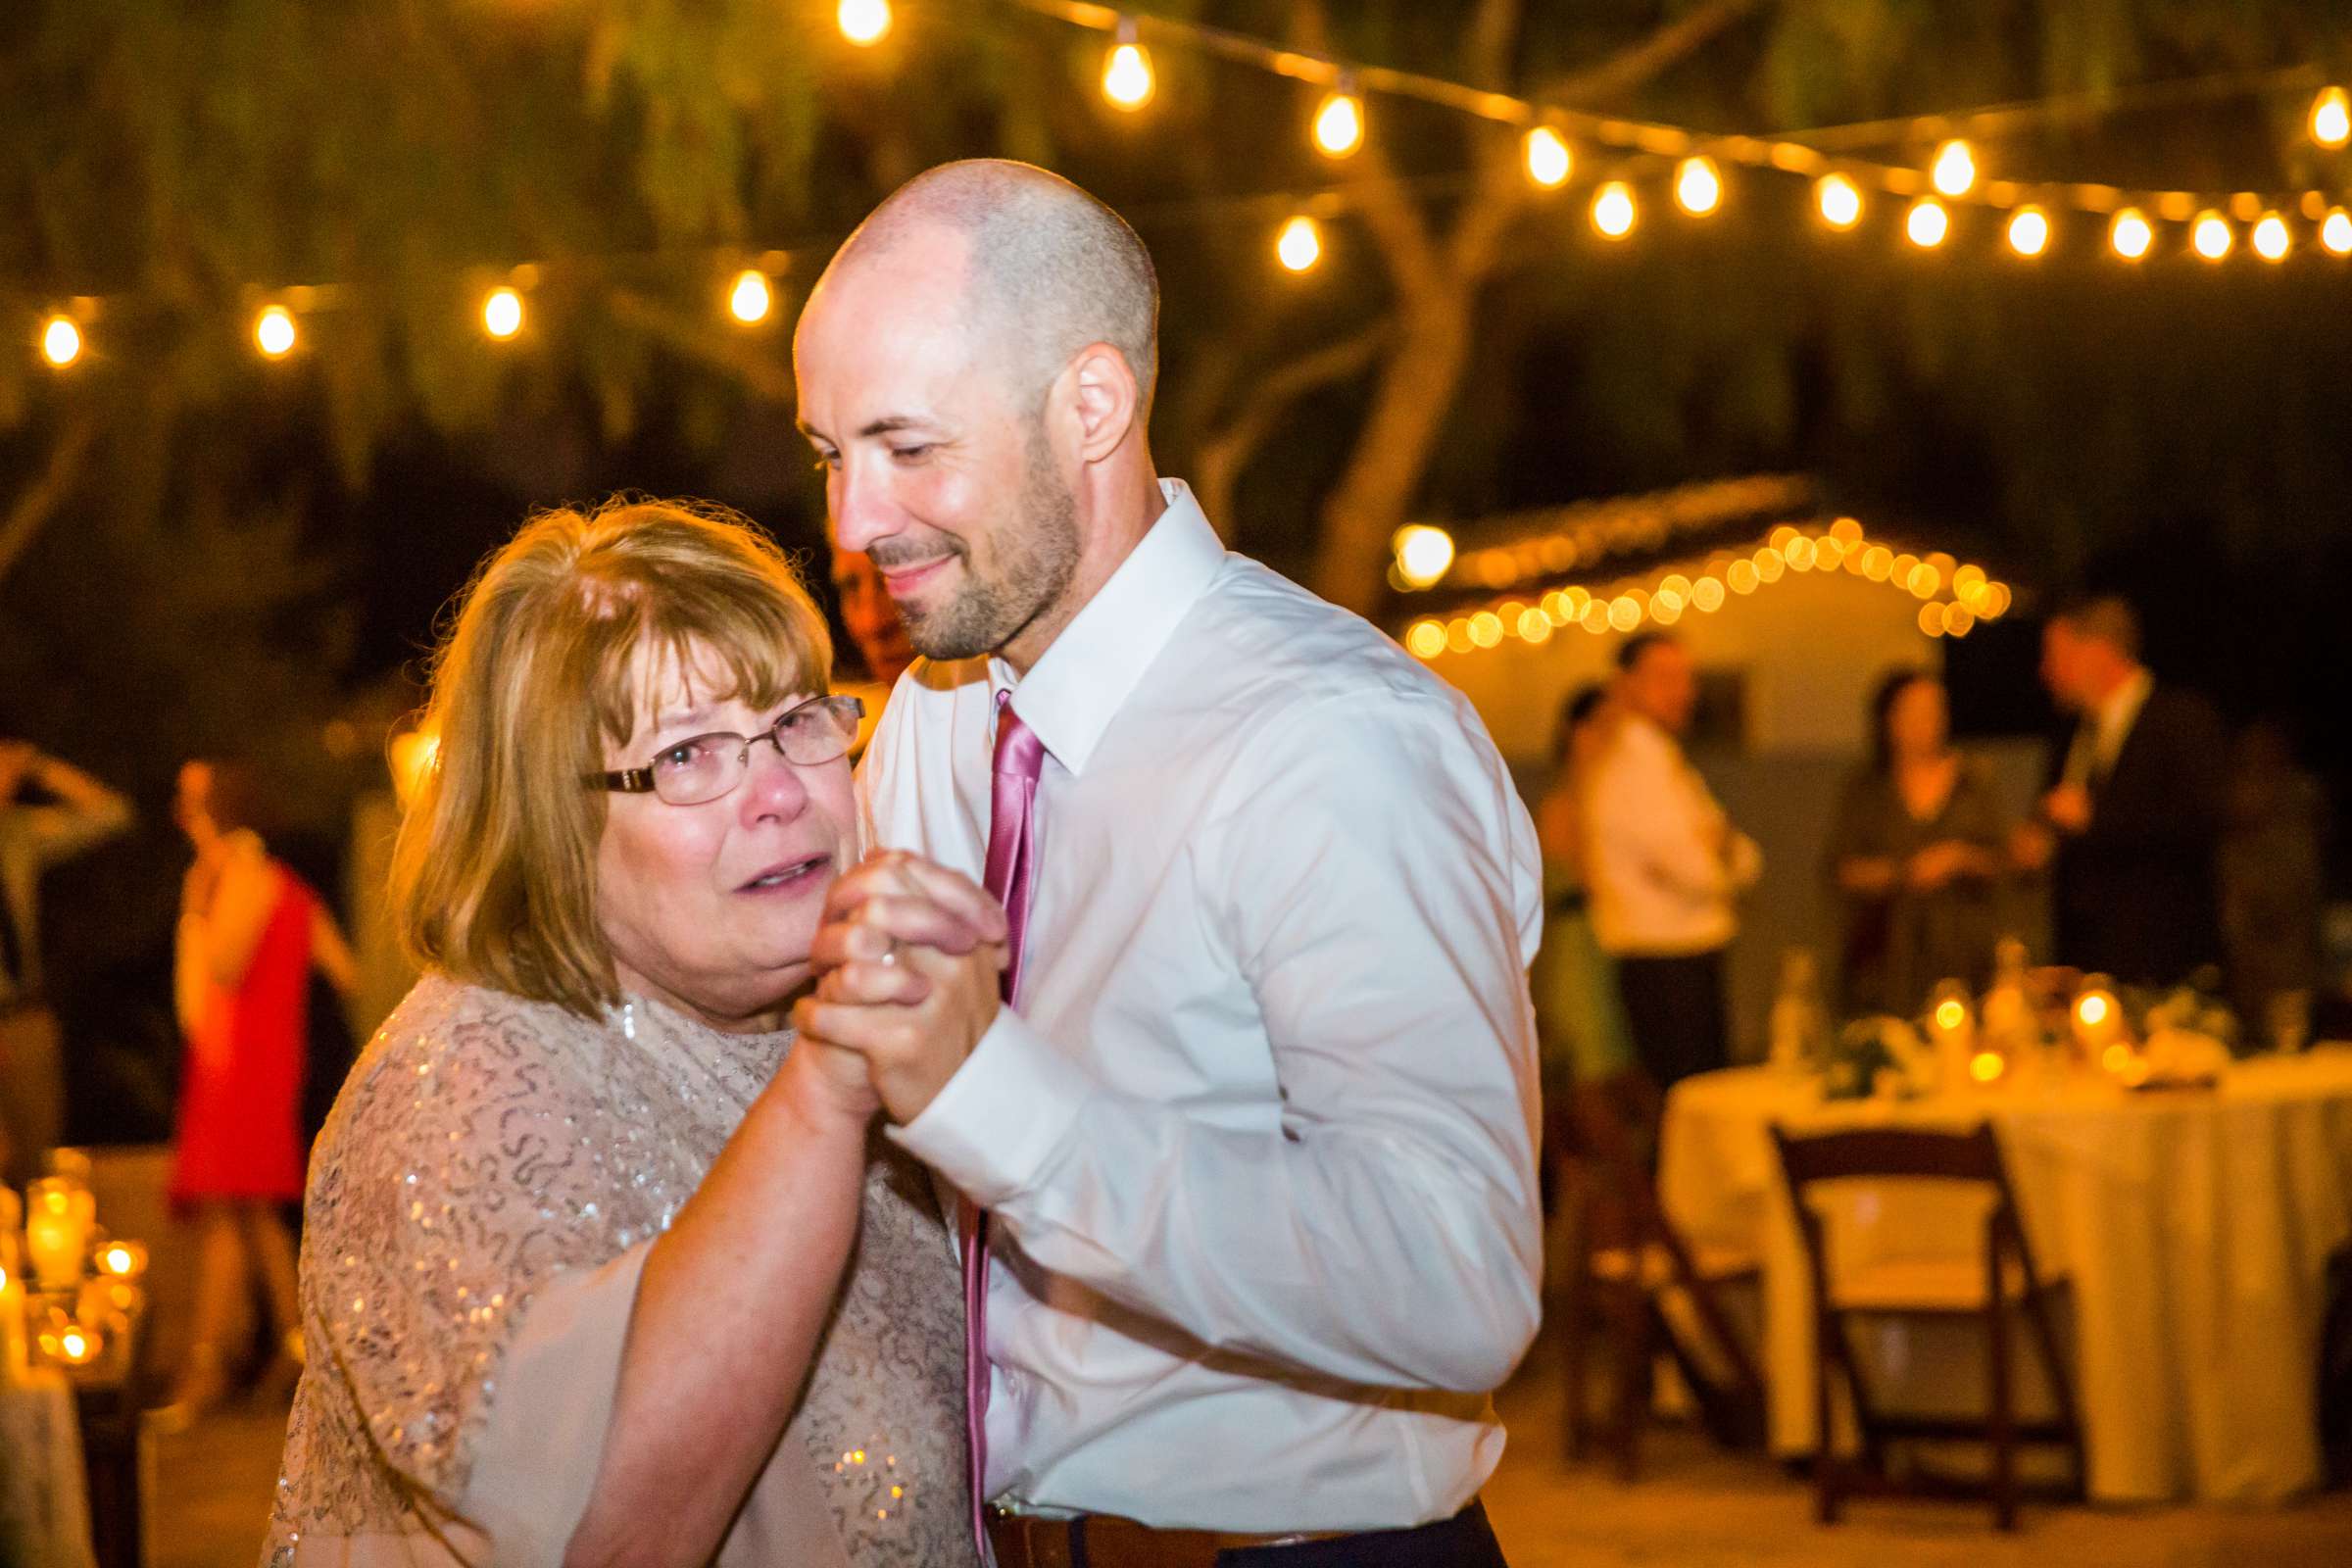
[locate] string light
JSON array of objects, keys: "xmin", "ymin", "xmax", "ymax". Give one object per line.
[
  {"xmin": 255, "ymin": 305, "xmax": 297, "ymax": 358},
  {"xmin": 40, "ymin": 315, "xmax": 81, "ymax": 368},
  {"xmin": 1592, "ymin": 180, "xmax": 1637, "ymax": 239},
  {"xmin": 1906, "ymin": 197, "xmax": 1950, "ymax": 249},
  {"xmin": 2324, "ymin": 208, "xmax": 2352, "ymax": 256},
  {"xmin": 837, "ymin": 0, "xmax": 892, "ymax": 47},
  {"xmin": 1674, "ymin": 156, "xmax": 1723, "ymax": 216},
  {"xmin": 1931, "ymin": 139, "xmax": 1978, "ymax": 197},
  {"xmin": 1312, "ymin": 83, "xmax": 1364, "ymax": 159},
  {"xmin": 1815, "ymin": 173, "xmax": 1863, "ymax": 230},
  {"xmin": 2252, "ymin": 212, "xmax": 2291, "ymax": 262},
  {"xmin": 2313, "ymin": 85, "xmax": 2351, "ymax": 150},
  {"xmin": 1407, "ymin": 516, "xmax": 2006, "ymax": 662},
  {"xmin": 1523, "ymin": 126, "xmax": 1572, "ymax": 189},
  {"xmin": 2192, "ymin": 209, "xmax": 2233, "ymax": 261},
  {"xmin": 1392, "ymin": 524, "xmax": 1456, "ymax": 587},
  {"xmin": 1102, "ymin": 23, "xmax": 1154, "ymax": 111},
  {"xmin": 727, "ymin": 270, "xmax": 773, "ymax": 323},
  {"xmin": 2006, "ymin": 206, "xmax": 2051, "ymax": 257},
  {"xmin": 482, "ymin": 287, "xmax": 524, "ymax": 339},
  {"xmin": 2110, "ymin": 208, "xmax": 2154, "ymax": 260},
  {"xmin": 1275, "ymin": 215, "xmax": 1322, "ymax": 271}
]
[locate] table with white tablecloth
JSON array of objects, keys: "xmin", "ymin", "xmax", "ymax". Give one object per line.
[
  {"xmin": 0, "ymin": 1366, "xmax": 98, "ymax": 1568},
  {"xmin": 1659, "ymin": 1048, "xmax": 2352, "ymax": 1502}
]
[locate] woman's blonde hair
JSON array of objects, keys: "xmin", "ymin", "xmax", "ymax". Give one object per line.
[{"xmin": 391, "ymin": 497, "xmax": 832, "ymax": 1016}]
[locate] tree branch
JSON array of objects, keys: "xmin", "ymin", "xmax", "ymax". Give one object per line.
[
  {"xmin": 606, "ymin": 287, "xmax": 798, "ymax": 404},
  {"xmin": 0, "ymin": 415, "xmax": 99, "ymax": 589},
  {"xmin": 1534, "ymin": 0, "xmax": 1765, "ymax": 109},
  {"xmin": 1193, "ymin": 320, "xmax": 1394, "ymax": 535}
]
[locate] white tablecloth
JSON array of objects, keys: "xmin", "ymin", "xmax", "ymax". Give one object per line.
[
  {"xmin": 1659, "ymin": 1048, "xmax": 2352, "ymax": 1502},
  {"xmin": 0, "ymin": 1368, "xmax": 97, "ymax": 1568}
]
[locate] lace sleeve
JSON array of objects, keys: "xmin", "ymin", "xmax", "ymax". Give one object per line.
[{"xmin": 302, "ymin": 985, "xmax": 655, "ymax": 1513}]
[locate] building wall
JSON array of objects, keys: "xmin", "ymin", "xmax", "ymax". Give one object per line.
[
  {"xmin": 1423, "ymin": 566, "xmax": 1952, "ymax": 769},
  {"xmin": 1415, "ymin": 571, "xmax": 2050, "ymax": 1057}
]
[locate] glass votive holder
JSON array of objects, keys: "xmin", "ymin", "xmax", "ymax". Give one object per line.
[
  {"xmin": 24, "ymin": 1176, "xmax": 95, "ymax": 1292},
  {"xmin": 94, "ymin": 1239, "xmax": 148, "ymax": 1281}
]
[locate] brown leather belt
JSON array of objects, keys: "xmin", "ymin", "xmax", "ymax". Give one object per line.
[{"xmin": 985, "ymin": 1506, "xmax": 1348, "ymax": 1568}]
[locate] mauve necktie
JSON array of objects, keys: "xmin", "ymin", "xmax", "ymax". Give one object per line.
[{"xmin": 965, "ymin": 689, "xmax": 1044, "ymax": 1556}]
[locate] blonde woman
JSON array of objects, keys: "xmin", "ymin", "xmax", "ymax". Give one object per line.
[{"xmin": 265, "ymin": 499, "xmax": 985, "ymax": 1567}]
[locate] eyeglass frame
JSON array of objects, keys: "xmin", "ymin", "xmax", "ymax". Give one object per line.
[{"xmin": 588, "ymin": 693, "xmax": 866, "ymax": 805}]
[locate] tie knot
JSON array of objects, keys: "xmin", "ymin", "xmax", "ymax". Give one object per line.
[{"xmin": 993, "ymin": 690, "xmax": 1047, "ymax": 784}]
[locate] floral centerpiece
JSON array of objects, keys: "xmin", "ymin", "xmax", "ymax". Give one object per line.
[{"xmin": 1821, "ymin": 1015, "xmax": 1931, "ymax": 1101}]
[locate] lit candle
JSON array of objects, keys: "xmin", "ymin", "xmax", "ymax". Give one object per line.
[
  {"xmin": 95, "ymin": 1240, "xmax": 148, "ymax": 1280},
  {"xmin": 0, "ymin": 1191, "xmax": 24, "ymax": 1374},
  {"xmin": 24, "ymin": 1177, "xmax": 95, "ymax": 1292},
  {"xmin": 1926, "ymin": 980, "xmax": 1978, "ymax": 1089},
  {"xmin": 36, "ymin": 1310, "xmax": 102, "ymax": 1368}
]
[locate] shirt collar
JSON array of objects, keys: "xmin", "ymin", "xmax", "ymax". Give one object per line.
[
  {"xmin": 2096, "ymin": 667, "xmax": 2155, "ymax": 741},
  {"xmin": 990, "ymin": 478, "xmax": 1226, "ymax": 776}
]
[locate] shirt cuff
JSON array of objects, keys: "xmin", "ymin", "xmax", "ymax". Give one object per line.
[{"xmin": 887, "ymin": 1007, "xmax": 1090, "ymax": 1208}]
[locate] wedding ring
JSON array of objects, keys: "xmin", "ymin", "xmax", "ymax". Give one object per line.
[{"xmin": 880, "ymin": 944, "xmax": 900, "ymax": 968}]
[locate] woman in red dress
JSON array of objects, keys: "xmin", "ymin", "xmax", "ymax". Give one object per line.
[{"xmin": 166, "ymin": 760, "xmax": 356, "ymax": 1417}]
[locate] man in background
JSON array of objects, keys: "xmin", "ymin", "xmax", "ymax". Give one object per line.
[
  {"xmin": 831, "ymin": 545, "xmax": 917, "ymax": 757},
  {"xmin": 2014, "ymin": 595, "xmax": 2226, "ymax": 989},
  {"xmin": 1584, "ymin": 633, "xmax": 1761, "ymax": 1089},
  {"xmin": 0, "ymin": 721, "xmax": 133, "ymax": 1186}
]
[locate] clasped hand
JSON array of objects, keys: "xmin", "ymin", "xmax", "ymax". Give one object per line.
[{"xmin": 792, "ymin": 851, "xmax": 1010, "ymax": 1125}]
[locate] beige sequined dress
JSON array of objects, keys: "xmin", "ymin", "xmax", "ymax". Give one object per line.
[{"xmin": 262, "ymin": 974, "xmax": 972, "ymax": 1566}]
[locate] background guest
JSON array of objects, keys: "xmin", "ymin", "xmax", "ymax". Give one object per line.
[
  {"xmin": 1586, "ymin": 632, "xmax": 1761, "ymax": 1089},
  {"xmin": 0, "ymin": 721, "xmax": 133, "ymax": 1188},
  {"xmin": 1825, "ymin": 668, "xmax": 2009, "ymax": 1017},
  {"xmin": 829, "ymin": 544, "xmax": 916, "ymax": 687},
  {"xmin": 2013, "ymin": 595, "xmax": 2227, "ymax": 989},
  {"xmin": 1532, "ymin": 684, "xmax": 1637, "ymax": 1096},
  {"xmin": 164, "ymin": 759, "xmax": 358, "ymax": 1419},
  {"xmin": 2221, "ymin": 719, "xmax": 2327, "ymax": 1036}
]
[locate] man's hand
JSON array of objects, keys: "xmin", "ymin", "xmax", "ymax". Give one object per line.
[
  {"xmin": 797, "ymin": 852, "xmax": 1010, "ymax": 1123},
  {"xmin": 2041, "ymin": 782, "xmax": 2093, "ymax": 835},
  {"xmin": 2010, "ymin": 821, "xmax": 2056, "ymax": 872}
]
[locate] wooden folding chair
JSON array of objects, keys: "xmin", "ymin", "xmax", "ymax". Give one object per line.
[
  {"xmin": 1770, "ymin": 1123, "xmax": 2084, "ymax": 1530},
  {"xmin": 1554, "ymin": 1073, "xmax": 1763, "ymax": 1479}
]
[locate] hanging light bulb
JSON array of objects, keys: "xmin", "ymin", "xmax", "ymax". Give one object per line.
[
  {"xmin": 1275, "ymin": 215, "xmax": 1322, "ymax": 272},
  {"xmin": 2312, "ymin": 85, "xmax": 2351, "ymax": 150},
  {"xmin": 483, "ymin": 287, "xmax": 524, "ymax": 339},
  {"xmin": 728, "ymin": 270, "xmax": 773, "ymax": 323},
  {"xmin": 1673, "ymin": 156, "xmax": 1723, "ymax": 216},
  {"xmin": 2109, "ymin": 207, "xmax": 2154, "ymax": 261},
  {"xmin": 1931, "ymin": 139, "xmax": 1978, "ymax": 197},
  {"xmin": 40, "ymin": 315, "xmax": 81, "ymax": 368},
  {"xmin": 1905, "ymin": 197, "xmax": 1950, "ymax": 249},
  {"xmin": 1523, "ymin": 125, "xmax": 1572, "ymax": 189},
  {"xmin": 837, "ymin": 0, "xmax": 892, "ymax": 47},
  {"xmin": 1102, "ymin": 22, "xmax": 1154, "ymax": 111},
  {"xmin": 2006, "ymin": 206, "xmax": 2051, "ymax": 257},
  {"xmin": 2323, "ymin": 208, "xmax": 2352, "ymax": 255},
  {"xmin": 1392, "ymin": 525, "xmax": 1456, "ymax": 588},
  {"xmin": 255, "ymin": 305, "xmax": 297, "ymax": 358},
  {"xmin": 2252, "ymin": 212, "xmax": 2291, "ymax": 263},
  {"xmin": 1591, "ymin": 180, "xmax": 1636, "ymax": 239},
  {"xmin": 1312, "ymin": 82, "xmax": 1364, "ymax": 159},
  {"xmin": 2191, "ymin": 209, "xmax": 2232, "ymax": 261},
  {"xmin": 1815, "ymin": 172, "xmax": 1863, "ymax": 229}
]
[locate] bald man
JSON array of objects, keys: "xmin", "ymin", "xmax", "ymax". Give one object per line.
[{"xmin": 794, "ymin": 161, "xmax": 1540, "ymax": 1568}]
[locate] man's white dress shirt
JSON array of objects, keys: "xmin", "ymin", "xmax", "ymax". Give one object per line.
[
  {"xmin": 1583, "ymin": 714, "xmax": 1760, "ymax": 956},
  {"xmin": 2060, "ymin": 666, "xmax": 2156, "ymax": 790},
  {"xmin": 858, "ymin": 480, "xmax": 1544, "ymax": 1533}
]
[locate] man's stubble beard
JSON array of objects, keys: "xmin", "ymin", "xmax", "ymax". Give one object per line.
[{"xmin": 898, "ymin": 422, "xmax": 1080, "ymax": 662}]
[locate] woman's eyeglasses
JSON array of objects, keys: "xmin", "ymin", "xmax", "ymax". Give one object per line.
[{"xmin": 590, "ymin": 694, "xmax": 864, "ymax": 806}]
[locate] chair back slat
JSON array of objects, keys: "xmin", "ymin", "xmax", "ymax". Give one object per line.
[{"xmin": 1771, "ymin": 1123, "xmax": 2005, "ymax": 1190}]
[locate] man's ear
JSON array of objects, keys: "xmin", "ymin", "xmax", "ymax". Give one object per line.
[{"xmin": 1065, "ymin": 342, "xmax": 1141, "ymax": 464}]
